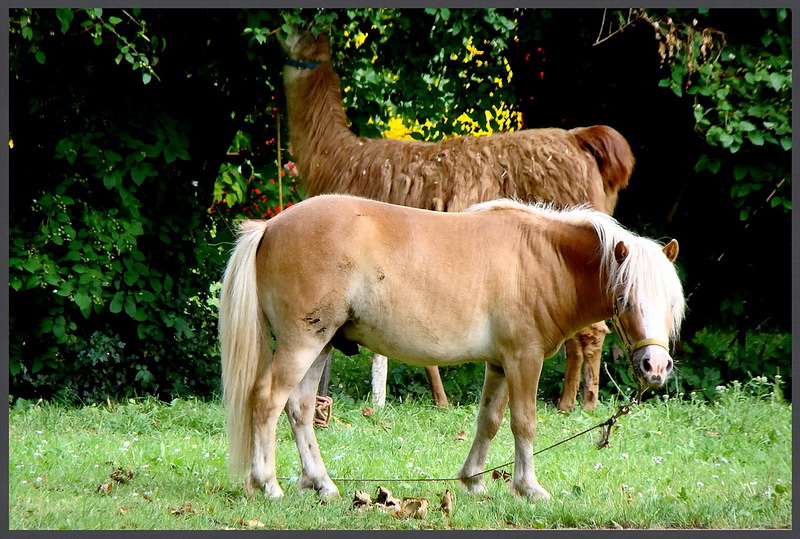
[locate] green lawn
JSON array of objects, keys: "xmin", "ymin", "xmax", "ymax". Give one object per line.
[{"xmin": 8, "ymin": 381, "xmax": 791, "ymax": 529}]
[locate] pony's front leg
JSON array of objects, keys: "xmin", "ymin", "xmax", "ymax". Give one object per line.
[
  {"xmin": 459, "ymin": 363, "xmax": 508, "ymax": 494},
  {"xmin": 505, "ymin": 355, "xmax": 550, "ymax": 501},
  {"xmin": 247, "ymin": 346, "xmax": 326, "ymax": 499},
  {"xmin": 285, "ymin": 345, "xmax": 340, "ymax": 499}
]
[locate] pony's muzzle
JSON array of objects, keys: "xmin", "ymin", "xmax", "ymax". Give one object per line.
[{"xmin": 633, "ymin": 347, "xmax": 673, "ymax": 388}]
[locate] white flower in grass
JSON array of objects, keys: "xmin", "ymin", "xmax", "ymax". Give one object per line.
[
  {"xmin": 619, "ymin": 453, "xmax": 628, "ymax": 460},
  {"xmin": 652, "ymin": 456, "xmax": 663, "ymax": 465},
  {"xmin": 697, "ymin": 481, "xmax": 704, "ymax": 487},
  {"xmin": 594, "ymin": 463, "xmax": 603, "ymax": 470}
]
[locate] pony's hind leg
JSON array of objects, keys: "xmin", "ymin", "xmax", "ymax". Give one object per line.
[
  {"xmin": 285, "ymin": 345, "xmax": 340, "ymax": 498},
  {"xmin": 459, "ymin": 363, "xmax": 508, "ymax": 494},
  {"xmin": 247, "ymin": 345, "xmax": 328, "ymax": 499}
]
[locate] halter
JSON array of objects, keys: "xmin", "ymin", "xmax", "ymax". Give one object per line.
[
  {"xmin": 610, "ymin": 298, "xmax": 670, "ymax": 357},
  {"xmin": 284, "ymin": 58, "xmax": 322, "ymax": 69}
]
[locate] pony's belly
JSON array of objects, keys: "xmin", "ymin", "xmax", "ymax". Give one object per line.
[{"xmin": 341, "ymin": 322, "xmax": 494, "ymax": 366}]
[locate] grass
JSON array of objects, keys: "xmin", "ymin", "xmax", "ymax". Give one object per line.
[{"xmin": 8, "ymin": 381, "xmax": 792, "ymax": 530}]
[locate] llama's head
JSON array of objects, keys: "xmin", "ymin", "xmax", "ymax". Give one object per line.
[{"xmin": 278, "ymin": 30, "xmax": 331, "ymax": 64}]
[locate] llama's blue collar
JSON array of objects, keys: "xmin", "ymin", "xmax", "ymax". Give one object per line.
[{"xmin": 285, "ymin": 58, "xmax": 322, "ymax": 69}]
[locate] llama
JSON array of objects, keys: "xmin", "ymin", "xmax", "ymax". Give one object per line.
[{"xmin": 279, "ymin": 30, "xmax": 635, "ymax": 411}]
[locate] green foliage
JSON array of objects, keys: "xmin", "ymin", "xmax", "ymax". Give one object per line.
[
  {"xmin": 8, "ymin": 112, "xmax": 223, "ymax": 400},
  {"xmin": 9, "ymin": 9, "xmax": 227, "ymax": 402},
  {"xmin": 674, "ymin": 328, "xmax": 790, "ymax": 400},
  {"xmin": 648, "ymin": 9, "xmax": 791, "ymax": 220},
  {"xmin": 266, "ymin": 8, "xmax": 520, "ymax": 140}
]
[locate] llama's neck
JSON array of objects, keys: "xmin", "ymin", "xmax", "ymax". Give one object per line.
[{"xmin": 282, "ymin": 64, "xmax": 359, "ymax": 188}]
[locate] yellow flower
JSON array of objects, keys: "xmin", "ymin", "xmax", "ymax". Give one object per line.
[{"xmin": 354, "ymin": 31, "xmax": 368, "ymax": 49}]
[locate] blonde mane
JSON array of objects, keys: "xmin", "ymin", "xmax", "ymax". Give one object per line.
[{"xmin": 469, "ymin": 199, "xmax": 686, "ymax": 339}]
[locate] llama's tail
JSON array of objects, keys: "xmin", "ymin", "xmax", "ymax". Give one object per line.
[
  {"xmin": 571, "ymin": 125, "xmax": 635, "ymax": 195},
  {"xmin": 219, "ymin": 220, "xmax": 271, "ymax": 477}
]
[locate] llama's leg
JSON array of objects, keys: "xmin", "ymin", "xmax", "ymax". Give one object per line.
[
  {"xmin": 371, "ymin": 353, "xmax": 387, "ymax": 407},
  {"xmin": 581, "ymin": 322, "xmax": 609, "ymax": 411},
  {"xmin": 247, "ymin": 346, "xmax": 324, "ymax": 499},
  {"xmin": 459, "ymin": 363, "xmax": 508, "ymax": 494},
  {"xmin": 558, "ymin": 337, "xmax": 583, "ymax": 412},
  {"xmin": 505, "ymin": 355, "xmax": 550, "ymax": 501},
  {"xmin": 286, "ymin": 345, "xmax": 340, "ymax": 498},
  {"xmin": 426, "ymin": 366, "xmax": 450, "ymax": 408}
]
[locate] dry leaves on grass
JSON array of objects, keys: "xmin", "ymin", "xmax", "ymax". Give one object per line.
[
  {"xmin": 169, "ymin": 501, "xmax": 196, "ymax": 516},
  {"xmin": 492, "ymin": 469, "xmax": 512, "ymax": 482},
  {"xmin": 454, "ymin": 430, "xmax": 468, "ymax": 441},
  {"xmin": 353, "ymin": 486, "xmax": 453, "ymax": 520},
  {"xmin": 213, "ymin": 517, "xmax": 267, "ymax": 530},
  {"xmin": 110, "ymin": 465, "xmax": 136, "ymax": 485}
]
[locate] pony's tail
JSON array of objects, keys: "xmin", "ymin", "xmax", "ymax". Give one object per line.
[
  {"xmin": 571, "ymin": 125, "xmax": 635, "ymax": 195},
  {"xmin": 219, "ymin": 220, "xmax": 271, "ymax": 477}
]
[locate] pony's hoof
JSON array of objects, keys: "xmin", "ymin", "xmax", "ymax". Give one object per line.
[
  {"xmin": 245, "ymin": 475, "xmax": 284, "ymax": 499},
  {"xmin": 318, "ymin": 484, "xmax": 341, "ymax": 499},
  {"xmin": 299, "ymin": 476, "xmax": 340, "ymax": 499},
  {"xmin": 512, "ymin": 482, "xmax": 551, "ymax": 502},
  {"xmin": 264, "ymin": 484, "xmax": 285, "ymax": 499},
  {"xmin": 458, "ymin": 477, "xmax": 488, "ymax": 495}
]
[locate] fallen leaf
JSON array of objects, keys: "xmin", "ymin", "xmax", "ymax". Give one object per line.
[
  {"xmin": 116, "ymin": 506, "xmax": 128, "ymax": 515},
  {"xmin": 440, "ymin": 489, "xmax": 454, "ymax": 517},
  {"xmin": 170, "ymin": 501, "xmax": 195, "ymax": 516},
  {"xmin": 362, "ymin": 407, "xmax": 376, "ymax": 417},
  {"xmin": 492, "ymin": 469, "xmax": 512, "ymax": 482},
  {"xmin": 375, "ymin": 486, "xmax": 401, "ymax": 510},
  {"xmin": 353, "ymin": 490, "xmax": 372, "ymax": 509},
  {"xmin": 400, "ymin": 497, "xmax": 428, "ymax": 519},
  {"xmin": 97, "ymin": 482, "xmax": 114, "ymax": 495},
  {"xmin": 706, "ymin": 430, "xmax": 720, "ymax": 436},
  {"xmin": 235, "ymin": 518, "xmax": 266, "ymax": 528},
  {"xmin": 110, "ymin": 466, "xmax": 135, "ymax": 484},
  {"xmin": 454, "ymin": 430, "xmax": 467, "ymax": 441}
]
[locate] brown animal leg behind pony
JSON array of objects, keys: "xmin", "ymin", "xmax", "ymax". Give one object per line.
[{"xmin": 280, "ymin": 30, "xmax": 635, "ymax": 411}]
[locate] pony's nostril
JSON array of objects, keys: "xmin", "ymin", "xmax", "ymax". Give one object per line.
[{"xmin": 642, "ymin": 358, "xmax": 651, "ymax": 373}]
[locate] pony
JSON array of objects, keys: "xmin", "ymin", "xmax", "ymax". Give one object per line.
[
  {"xmin": 219, "ymin": 195, "xmax": 685, "ymax": 501},
  {"xmin": 279, "ymin": 30, "xmax": 636, "ymax": 411}
]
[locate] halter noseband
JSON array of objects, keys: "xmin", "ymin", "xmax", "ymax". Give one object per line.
[
  {"xmin": 610, "ymin": 298, "xmax": 670, "ymax": 356},
  {"xmin": 284, "ymin": 58, "xmax": 322, "ymax": 69}
]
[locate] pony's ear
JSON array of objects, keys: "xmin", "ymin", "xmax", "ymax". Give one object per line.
[
  {"xmin": 662, "ymin": 239, "xmax": 679, "ymax": 262},
  {"xmin": 614, "ymin": 241, "xmax": 629, "ymax": 265}
]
